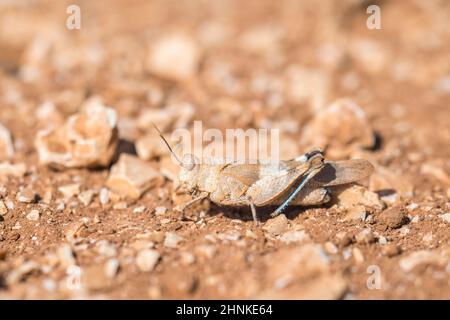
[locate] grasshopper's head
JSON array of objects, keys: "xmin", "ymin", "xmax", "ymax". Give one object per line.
[
  {"xmin": 151, "ymin": 122, "xmax": 200, "ymax": 191},
  {"xmin": 178, "ymin": 154, "xmax": 201, "ymax": 190}
]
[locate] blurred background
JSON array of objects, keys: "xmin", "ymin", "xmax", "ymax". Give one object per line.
[
  {"xmin": 0, "ymin": 0, "xmax": 450, "ymax": 146},
  {"xmin": 0, "ymin": 0, "xmax": 449, "ymax": 299},
  {"xmin": 1, "ymin": 0, "xmax": 449, "ymax": 158}
]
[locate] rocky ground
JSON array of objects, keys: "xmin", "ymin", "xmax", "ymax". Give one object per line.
[{"xmin": 0, "ymin": 0, "xmax": 449, "ymax": 299}]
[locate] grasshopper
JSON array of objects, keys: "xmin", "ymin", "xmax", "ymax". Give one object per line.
[{"xmin": 153, "ymin": 124, "xmax": 374, "ymax": 223}]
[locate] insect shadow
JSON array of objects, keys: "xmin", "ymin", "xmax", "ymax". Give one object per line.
[
  {"xmin": 208, "ymin": 203, "xmax": 326, "ymax": 223},
  {"xmin": 205, "ymin": 162, "xmax": 345, "ymax": 222}
]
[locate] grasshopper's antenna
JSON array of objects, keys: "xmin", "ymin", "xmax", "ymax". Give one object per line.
[{"xmin": 151, "ymin": 122, "xmax": 183, "ymax": 166}]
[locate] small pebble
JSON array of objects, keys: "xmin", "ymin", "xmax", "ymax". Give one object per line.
[
  {"xmin": 279, "ymin": 230, "xmax": 310, "ymax": 244},
  {"xmin": 0, "ymin": 200, "xmax": 8, "ymax": 215},
  {"xmin": 26, "ymin": 209, "xmax": 40, "ymax": 221},
  {"xmin": 99, "ymin": 188, "xmax": 110, "ymax": 205},
  {"xmin": 136, "ymin": 249, "xmax": 160, "ymax": 272},
  {"xmin": 35, "ymin": 102, "xmax": 118, "ymax": 169},
  {"xmin": 179, "ymin": 252, "xmax": 196, "ymax": 265},
  {"xmin": 104, "ymin": 258, "xmax": 120, "ymax": 278},
  {"xmin": 382, "ymin": 244, "xmax": 400, "ymax": 257},
  {"xmin": 0, "ymin": 163, "xmax": 27, "ymax": 177},
  {"xmin": 422, "ymin": 232, "xmax": 433, "ymax": 244},
  {"xmin": 195, "ymin": 245, "xmax": 216, "ymax": 259},
  {"xmin": 263, "ymin": 214, "xmax": 289, "ymax": 236},
  {"xmin": 377, "ymin": 206, "xmax": 408, "ymax": 229},
  {"xmin": 439, "ymin": 213, "xmax": 450, "ymax": 223},
  {"xmin": 324, "ymin": 241, "xmax": 338, "ymax": 254},
  {"xmin": 56, "ymin": 202, "xmax": 65, "ymax": 212},
  {"xmin": 42, "ymin": 189, "xmax": 52, "ymax": 204},
  {"xmin": 78, "ymin": 190, "xmax": 95, "ymax": 206},
  {"xmin": 5, "ymin": 198, "xmax": 14, "ymax": 210},
  {"xmin": 160, "ymin": 218, "xmax": 171, "ymax": 225},
  {"xmin": 335, "ymin": 231, "xmax": 353, "ymax": 247},
  {"xmin": 155, "ymin": 206, "xmax": 167, "ymax": 215},
  {"xmin": 0, "ymin": 185, "xmax": 7, "ymax": 197},
  {"xmin": 133, "ymin": 206, "xmax": 146, "ymax": 214},
  {"xmin": 17, "ymin": 187, "xmax": 36, "ymax": 203},
  {"xmin": 378, "ymin": 235, "xmax": 388, "ymax": 245},
  {"xmin": 106, "ymin": 154, "xmax": 163, "ymax": 200},
  {"xmin": 58, "ymin": 184, "xmax": 80, "ymax": 198},
  {"xmin": 381, "ymin": 193, "xmax": 397, "ymax": 205},
  {"xmin": 245, "ymin": 230, "xmax": 258, "ymax": 239},
  {"xmin": 343, "ymin": 205, "xmax": 367, "ymax": 222},
  {"xmin": 164, "ymin": 232, "xmax": 184, "ymax": 248},
  {"xmin": 406, "ymin": 203, "xmax": 419, "ymax": 211},
  {"xmin": 113, "ymin": 202, "xmax": 128, "ymax": 210},
  {"xmin": 355, "ymin": 228, "xmax": 376, "ymax": 245},
  {"xmin": 57, "ymin": 244, "xmax": 75, "ymax": 267},
  {"xmin": 352, "ymin": 247, "xmax": 365, "ymax": 264}
]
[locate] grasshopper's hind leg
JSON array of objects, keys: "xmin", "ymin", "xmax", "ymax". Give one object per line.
[
  {"xmin": 249, "ymin": 201, "xmax": 258, "ymax": 225},
  {"xmin": 271, "ymin": 169, "xmax": 320, "ymax": 217},
  {"xmin": 244, "ymin": 197, "xmax": 259, "ymax": 225}
]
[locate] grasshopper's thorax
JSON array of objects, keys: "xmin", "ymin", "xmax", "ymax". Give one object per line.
[{"xmin": 178, "ymin": 164, "xmax": 222, "ymax": 194}]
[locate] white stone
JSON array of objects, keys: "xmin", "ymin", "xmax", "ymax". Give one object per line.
[
  {"xmin": 104, "ymin": 259, "xmax": 120, "ymax": 278},
  {"xmin": 279, "ymin": 230, "xmax": 310, "ymax": 244},
  {"xmin": 164, "ymin": 232, "xmax": 184, "ymax": 248},
  {"xmin": 99, "ymin": 187, "xmax": 110, "ymax": 205},
  {"xmin": 0, "ymin": 162, "xmax": 26, "ymax": 177},
  {"xmin": 147, "ymin": 33, "xmax": 200, "ymax": 81},
  {"xmin": 35, "ymin": 101, "xmax": 118, "ymax": 169},
  {"xmin": 58, "ymin": 184, "xmax": 80, "ymax": 199},
  {"xmin": 154, "ymin": 206, "xmax": 167, "ymax": 215},
  {"xmin": 0, "ymin": 123, "xmax": 14, "ymax": 160},
  {"xmin": 57, "ymin": 244, "xmax": 75, "ymax": 268},
  {"xmin": 399, "ymin": 250, "xmax": 449, "ymax": 272},
  {"xmin": 136, "ymin": 249, "xmax": 160, "ymax": 272},
  {"xmin": 78, "ymin": 190, "xmax": 95, "ymax": 206},
  {"xmin": 106, "ymin": 154, "xmax": 163, "ymax": 200},
  {"xmin": 439, "ymin": 213, "xmax": 450, "ymax": 223},
  {"xmin": 0, "ymin": 200, "xmax": 8, "ymax": 215},
  {"xmin": 26, "ymin": 209, "xmax": 40, "ymax": 221},
  {"xmin": 133, "ymin": 206, "xmax": 146, "ymax": 214}
]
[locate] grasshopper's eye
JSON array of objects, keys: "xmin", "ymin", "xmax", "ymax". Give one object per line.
[
  {"xmin": 306, "ymin": 149, "xmax": 324, "ymax": 168},
  {"xmin": 182, "ymin": 154, "xmax": 198, "ymax": 171}
]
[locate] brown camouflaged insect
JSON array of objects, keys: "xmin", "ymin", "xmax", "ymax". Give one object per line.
[{"xmin": 153, "ymin": 124, "xmax": 374, "ymax": 223}]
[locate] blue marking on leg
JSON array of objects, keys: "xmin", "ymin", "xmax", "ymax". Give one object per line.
[{"xmin": 271, "ymin": 170, "xmax": 317, "ymax": 217}]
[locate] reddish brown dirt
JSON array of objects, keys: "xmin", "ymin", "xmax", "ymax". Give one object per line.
[{"xmin": 0, "ymin": 0, "xmax": 449, "ymax": 299}]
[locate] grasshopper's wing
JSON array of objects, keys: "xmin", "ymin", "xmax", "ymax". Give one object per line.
[
  {"xmin": 221, "ymin": 161, "xmax": 311, "ymax": 206},
  {"xmin": 220, "ymin": 160, "xmax": 301, "ymax": 187},
  {"xmin": 220, "ymin": 164, "xmax": 261, "ymax": 188},
  {"xmin": 312, "ymin": 159, "xmax": 374, "ymax": 187}
]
